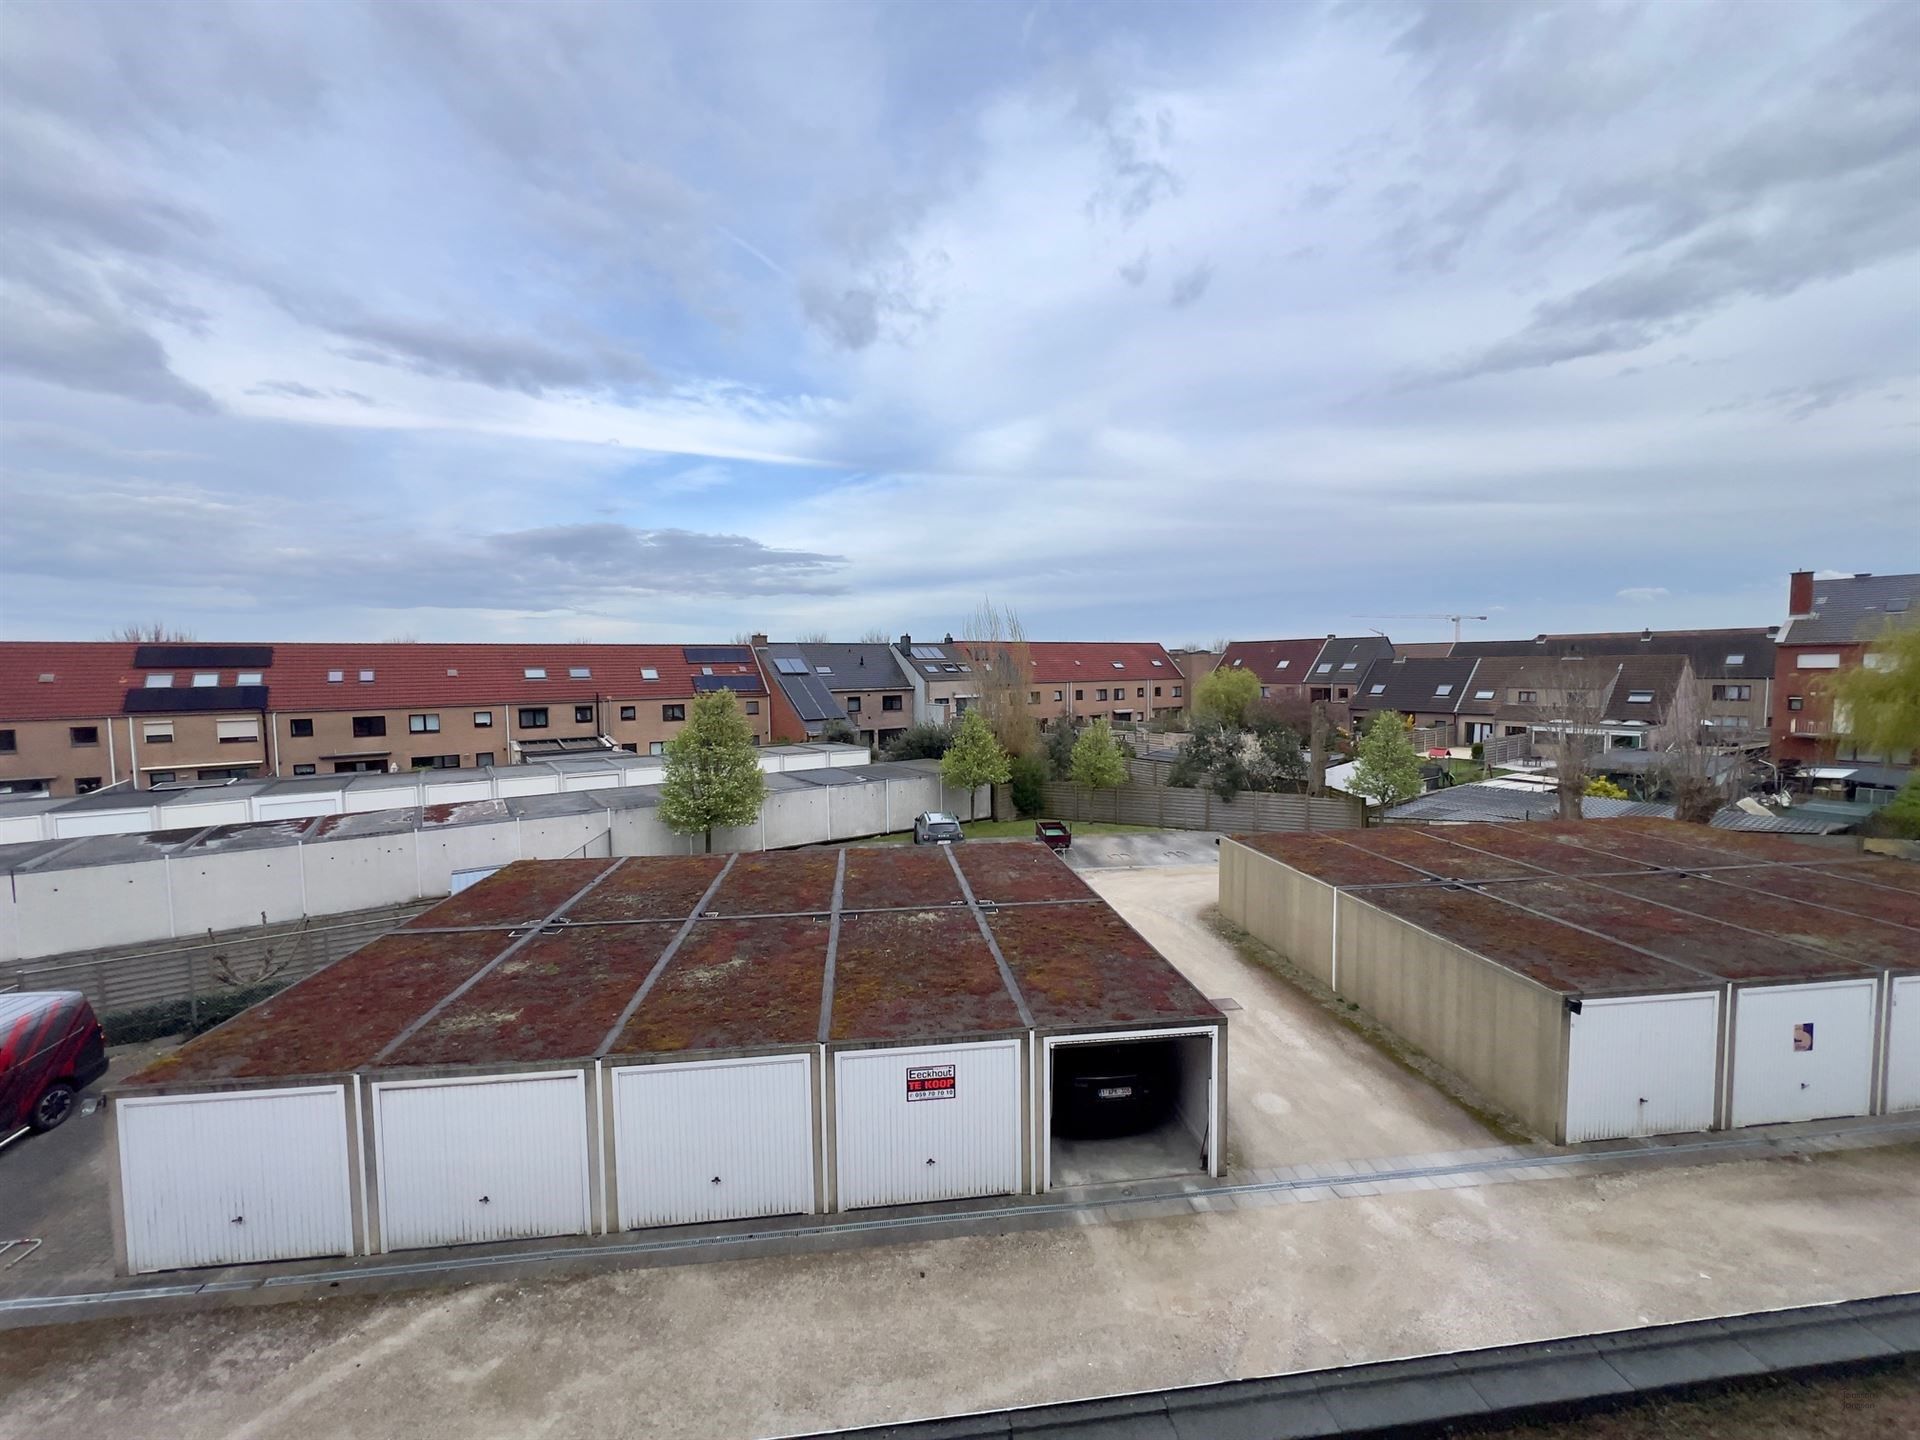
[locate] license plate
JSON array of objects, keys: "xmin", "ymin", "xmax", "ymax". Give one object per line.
[{"xmin": 1097, "ymin": 1086, "xmax": 1133, "ymax": 1100}]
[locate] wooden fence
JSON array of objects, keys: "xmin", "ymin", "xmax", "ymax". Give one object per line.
[
  {"xmin": 1041, "ymin": 780, "xmax": 1363, "ymax": 833},
  {"xmin": 3, "ymin": 901, "xmax": 430, "ymax": 1017}
]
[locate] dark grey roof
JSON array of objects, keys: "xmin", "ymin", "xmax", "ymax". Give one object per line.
[
  {"xmin": 1452, "ymin": 629, "xmax": 1775, "ymax": 680},
  {"xmin": 1779, "ymin": 572, "xmax": 1920, "ymax": 645},
  {"xmin": 896, "ymin": 638, "xmax": 976, "ymax": 677},
  {"xmin": 759, "ymin": 646, "xmax": 847, "ymax": 726},
  {"xmin": 793, "ymin": 643, "xmax": 910, "ymax": 690},
  {"xmin": 1599, "ymin": 654, "xmax": 1689, "ymax": 722},
  {"xmin": 1304, "ymin": 635, "xmax": 1394, "ymax": 683},
  {"xmin": 1351, "ymin": 656, "xmax": 1481, "ymax": 714}
]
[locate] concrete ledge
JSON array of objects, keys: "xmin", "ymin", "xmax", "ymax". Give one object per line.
[{"xmin": 811, "ymin": 1292, "xmax": 1920, "ymax": 1438}]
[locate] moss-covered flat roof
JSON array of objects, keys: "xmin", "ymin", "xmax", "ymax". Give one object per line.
[
  {"xmin": 1237, "ymin": 818, "xmax": 1917, "ymax": 996},
  {"xmin": 131, "ymin": 841, "xmax": 1221, "ymax": 1086}
]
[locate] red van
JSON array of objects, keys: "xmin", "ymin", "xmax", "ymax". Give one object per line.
[{"xmin": 1, "ymin": 992, "xmax": 109, "ymax": 1136}]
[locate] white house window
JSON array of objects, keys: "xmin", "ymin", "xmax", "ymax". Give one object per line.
[
  {"xmin": 216, "ymin": 718, "xmax": 259, "ymax": 743},
  {"xmin": 1796, "ymin": 653, "xmax": 1841, "ymax": 669},
  {"xmin": 192, "ymin": 672, "xmax": 219, "ymax": 687},
  {"xmin": 1626, "ymin": 690, "xmax": 1654, "ymax": 703},
  {"xmin": 524, "ymin": 667, "xmax": 547, "ymax": 679},
  {"xmin": 409, "ymin": 714, "xmax": 440, "ymax": 733},
  {"xmin": 473, "ymin": 711, "xmax": 493, "ymax": 727},
  {"xmin": 144, "ymin": 674, "xmax": 174, "ymax": 688},
  {"xmin": 143, "ymin": 721, "xmax": 174, "ymax": 742}
]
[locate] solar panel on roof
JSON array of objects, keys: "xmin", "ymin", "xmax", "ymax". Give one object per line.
[
  {"xmin": 692, "ymin": 675, "xmax": 759, "ymax": 693},
  {"xmin": 773, "ymin": 657, "xmax": 809, "ymax": 675},
  {"xmin": 133, "ymin": 644, "xmax": 274, "ymax": 669},
  {"xmin": 682, "ymin": 646, "xmax": 753, "ymax": 664},
  {"xmin": 909, "ymin": 645, "xmax": 943, "ymax": 660}
]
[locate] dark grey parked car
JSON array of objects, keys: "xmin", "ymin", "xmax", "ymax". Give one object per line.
[{"xmin": 912, "ymin": 812, "xmax": 965, "ymax": 844}]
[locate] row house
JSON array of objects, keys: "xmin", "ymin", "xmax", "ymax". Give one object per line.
[
  {"xmin": 1008, "ymin": 642, "xmax": 1186, "ymax": 728},
  {"xmin": 757, "ymin": 640, "xmax": 914, "ymax": 749},
  {"xmin": 1216, "ymin": 635, "xmax": 1395, "ymax": 730},
  {"xmin": 1349, "ymin": 653, "xmax": 1694, "ymax": 753},
  {"xmin": 1451, "ymin": 627, "xmax": 1775, "ymax": 740},
  {"xmin": 0, "ymin": 641, "xmax": 771, "ymax": 798},
  {"xmin": 1773, "ymin": 568, "xmax": 1919, "ymax": 789},
  {"xmin": 892, "ymin": 634, "xmax": 982, "ymax": 725}
]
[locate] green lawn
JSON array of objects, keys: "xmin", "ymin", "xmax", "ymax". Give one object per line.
[{"xmin": 853, "ymin": 819, "xmax": 1165, "ymax": 846}]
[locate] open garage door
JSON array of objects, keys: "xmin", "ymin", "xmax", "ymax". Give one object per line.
[
  {"xmin": 1564, "ymin": 992, "xmax": 1720, "ymax": 1142},
  {"xmin": 1731, "ymin": 979, "xmax": 1877, "ymax": 1127},
  {"xmin": 373, "ymin": 1071, "xmax": 591, "ymax": 1252},
  {"xmin": 1043, "ymin": 1028, "xmax": 1220, "ymax": 1189},
  {"xmin": 833, "ymin": 1040, "xmax": 1021, "ymax": 1209},
  {"xmin": 117, "ymin": 1086, "xmax": 356, "ymax": 1273},
  {"xmin": 612, "ymin": 1054, "xmax": 815, "ymax": 1228},
  {"xmin": 1884, "ymin": 975, "xmax": 1920, "ymax": 1113}
]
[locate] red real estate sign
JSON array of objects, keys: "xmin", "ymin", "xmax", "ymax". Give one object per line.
[{"xmin": 905, "ymin": 1064, "xmax": 956, "ymax": 1101}]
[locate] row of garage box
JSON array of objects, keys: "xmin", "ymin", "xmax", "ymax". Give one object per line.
[
  {"xmin": 1565, "ymin": 975, "xmax": 1918, "ymax": 1143},
  {"xmin": 110, "ymin": 1027, "xmax": 1223, "ymax": 1274}
]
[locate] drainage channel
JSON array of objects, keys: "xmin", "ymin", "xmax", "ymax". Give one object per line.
[{"xmin": 6, "ymin": 1116, "xmax": 1917, "ymax": 1318}]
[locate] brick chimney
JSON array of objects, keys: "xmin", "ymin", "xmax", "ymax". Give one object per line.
[
  {"xmin": 898, "ymin": 633, "xmax": 910, "ymax": 648},
  {"xmin": 1788, "ymin": 570, "xmax": 1814, "ymax": 617},
  {"xmin": 749, "ymin": 632, "xmax": 769, "ymax": 646}
]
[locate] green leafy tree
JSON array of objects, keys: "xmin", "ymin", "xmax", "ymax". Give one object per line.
[
  {"xmin": 1349, "ymin": 710, "xmax": 1423, "ymax": 809},
  {"xmin": 1867, "ymin": 774, "xmax": 1920, "ymax": 840},
  {"xmin": 1248, "ymin": 725, "xmax": 1306, "ymax": 793},
  {"xmin": 820, "ymin": 717, "xmax": 860, "ymax": 745},
  {"xmin": 1193, "ymin": 665, "xmax": 1260, "ymax": 728},
  {"xmin": 1043, "ymin": 721, "xmax": 1077, "ymax": 779},
  {"xmin": 1170, "ymin": 717, "xmax": 1249, "ymax": 801},
  {"xmin": 1585, "ymin": 776, "xmax": 1630, "ymax": 800},
  {"xmin": 1070, "ymin": 717, "xmax": 1131, "ymax": 793},
  {"xmin": 659, "ymin": 691, "xmax": 767, "ymax": 852},
  {"xmin": 1008, "ymin": 752, "xmax": 1049, "ymax": 816},
  {"xmin": 1826, "ymin": 621, "xmax": 1920, "ymax": 758},
  {"xmin": 940, "ymin": 709, "xmax": 1011, "ymax": 797},
  {"xmin": 882, "ymin": 722, "xmax": 954, "ymax": 761}
]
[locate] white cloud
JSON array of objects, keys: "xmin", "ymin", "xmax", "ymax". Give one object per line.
[{"xmin": 1617, "ymin": 587, "xmax": 1671, "ymax": 603}]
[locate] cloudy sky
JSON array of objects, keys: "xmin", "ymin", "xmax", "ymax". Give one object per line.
[{"xmin": 1, "ymin": 0, "xmax": 1915, "ymax": 646}]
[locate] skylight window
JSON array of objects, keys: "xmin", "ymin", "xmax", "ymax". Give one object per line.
[
  {"xmin": 1276, "ymin": 660, "xmax": 1289, "ymax": 670},
  {"xmin": 327, "ymin": 670, "xmax": 344, "ymax": 683},
  {"xmin": 1369, "ymin": 684, "xmax": 1385, "ymax": 695},
  {"xmin": 1151, "ymin": 659, "xmax": 1164, "ymax": 667},
  {"xmin": 1725, "ymin": 653, "xmax": 1744, "ymax": 665},
  {"xmin": 1474, "ymin": 689, "xmax": 1494, "ymax": 700},
  {"xmin": 446, "ymin": 667, "xmax": 459, "ymax": 677},
  {"xmin": 1339, "ymin": 661, "xmax": 1357, "ymax": 671},
  {"xmin": 192, "ymin": 673, "xmax": 219, "ymax": 687},
  {"xmin": 1435, "ymin": 684, "xmax": 1453, "ymax": 696},
  {"xmin": 1887, "ymin": 598, "xmax": 1911, "ymax": 613},
  {"xmin": 37, "ymin": 672, "xmax": 54, "ymax": 682},
  {"xmin": 569, "ymin": 667, "xmax": 591, "ymax": 679},
  {"xmin": 640, "ymin": 667, "xmax": 659, "ymax": 681},
  {"xmin": 1626, "ymin": 690, "xmax": 1654, "ymax": 703},
  {"xmin": 1231, "ymin": 658, "xmax": 1243, "ymax": 667},
  {"xmin": 1315, "ymin": 664, "xmax": 1331, "ymax": 674},
  {"xmin": 816, "ymin": 665, "xmax": 833, "ymax": 675},
  {"xmin": 1111, "ymin": 661, "xmax": 1125, "ymax": 669},
  {"xmin": 524, "ymin": 667, "xmax": 546, "ymax": 679},
  {"xmin": 359, "ymin": 669, "xmax": 375, "ymax": 682},
  {"xmin": 237, "ymin": 671, "xmax": 262, "ymax": 686},
  {"xmin": 144, "ymin": 674, "xmax": 174, "ymax": 688}
]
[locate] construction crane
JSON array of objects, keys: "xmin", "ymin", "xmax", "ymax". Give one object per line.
[{"xmin": 1355, "ymin": 613, "xmax": 1489, "ymax": 644}]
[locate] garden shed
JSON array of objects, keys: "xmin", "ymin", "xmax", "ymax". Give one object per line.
[
  {"xmin": 111, "ymin": 843, "xmax": 1223, "ymax": 1273},
  {"xmin": 1219, "ymin": 818, "xmax": 1917, "ymax": 1144}
]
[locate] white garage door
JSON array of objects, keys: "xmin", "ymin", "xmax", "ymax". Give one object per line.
[
  {"xmin": 1564, "ymin": 992, "xmax": 1720, "ymax": 1142},
  {"xmin": 1885, "ymin": 975, "xmax": 1920, "ymax": 1113},
  {"xmin": 1731, "ymin": 979, "xmax": 1878, "ymax": 1127},
  {"xmin": 612, "ymin": 1055, "xmax": 815, "ymax": 1228},
  {"xmin": 374, "ymin": 1071, "xmax": 591, "ymax": 1252},
  {"xmin": 117, "ymin": 1087, "xmax": 355, "ymax": 1274},
  {"xmin": 834, "ymin": 1040, "xmax": 1021, "ymax": 1210}
]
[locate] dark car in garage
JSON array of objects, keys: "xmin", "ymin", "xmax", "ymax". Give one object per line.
[{"xmin": 1051, "ymin": 1039, "xmax": 1179, "ymax": 1139}]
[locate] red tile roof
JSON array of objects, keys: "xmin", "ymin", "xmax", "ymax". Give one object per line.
[
  {"xmin": 1009, "ymin": 641, "xmax": 1181, "ymax": 683},
  {"xmin": 0, "ymin": 641, "xmax": 765, "ymax": 720},
  {"xmin": 1217, "ymin": 638, "xmax": 1328, "ymax": 683}
]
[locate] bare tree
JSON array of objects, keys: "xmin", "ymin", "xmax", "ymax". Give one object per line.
[
  {"xmin": 1307, "ymin": 701, "xmax": 1329, "ymax": 796},
  {"xmin": 857, "ymin": 628, "xmax": 891, "ymax": 645},
  {"xmin": 795, "ymin": 630, "xmax": 830, "ymax": 644},
  {"xmin": 1523, "ymin": 661, "xmax": 1608, "ymax": 821},
  {"xmin": 960, "ymin": 597, "xmax": 1038, "ymax": 757},
  {"xmin": 1209, "ymin": 637, "xmax": 1230, "ymax": 655},
  {"xmin": 108, "ymin": 622, "xmax": 196, "ymax": 642},
  {"xmin": 1653, "ymin": 670, "xmax": 1733, "ymax": 823}
]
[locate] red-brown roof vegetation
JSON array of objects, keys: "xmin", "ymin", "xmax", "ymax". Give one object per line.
[
  {"xmin": 1330, "ymin": 828, "xmax": 1540, "ymax": 881},
  {"xmin": 842, "ymin": 845, "xmax": 964, "ymax": 910},
  {"xmin": 404, "ymin": 858, "xmax": 618, "ymax": 928},
  {"xmin": 1236, "ymin": 833, "xmax": 1425, "ymax": 886},
  {"xmin": 567, "ymin": 855, "xmax": 726, "ymax": 921},
  {"xmin": 990, "ymin": 906, "xmax": 1218, "ymax": 1029},
  {"xmin": 614, "ymin": 915, "xmax": 830, "ymax": 1053},
  {"xmin": 829, "ymin": 909, "xmax": 1021, "ymax": 1042},
  {"xmin": 707, "ymin": 848, "xmax": 841, "ymax": 916},
  {"xmin": 954, "ymin": 842, "xmax": 1096, "ymax": 903}
]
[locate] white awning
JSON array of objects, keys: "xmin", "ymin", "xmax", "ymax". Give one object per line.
[{"xmin": 1806, "ymin": 766, "xmax": 1858, "ymax": 779}]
